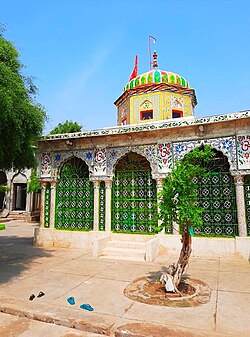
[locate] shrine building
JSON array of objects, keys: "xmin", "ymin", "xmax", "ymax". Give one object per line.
[{"xmin": 34, "ymin": 52, "xmax": 250, "ymax": 261}]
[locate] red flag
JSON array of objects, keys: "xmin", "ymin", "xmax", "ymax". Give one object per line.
[{"xmin": 129, "ymin": 55, "xmax": 138, "ymax": 81}]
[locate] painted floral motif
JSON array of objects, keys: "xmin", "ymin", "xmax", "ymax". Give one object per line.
[
  {"xmin": 173, "ymin": 137, "xmax": 237, "ymax": 170},
  {"xmin": 94, "ymin": 148, "xmax": 107, "ymax": 175},
  {"xmin": 237, "ymin": 134, "xmax": 250, "ymax": 169},
  {"xmin": 86, "ymin": 151, "xmax": 93, "ymax": 160},
  {"xmin": 145, "ymin": 145, "xmax": 156, "ymax": 158},
  {"xmin": 41, "ymin": 152, "xmax": 52, "ymax": 177},
  {"xmin": 157, "ymin": 143, "xmax": 173, "ymax": 173},
  {"xmin": 223, "ymin": 139, "xmax": 233, "ymax": 150}
]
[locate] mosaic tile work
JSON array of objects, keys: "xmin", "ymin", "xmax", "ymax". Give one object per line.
[
  {"xmin": 237, "ymin": 134, "xmax": 250, "ymax": 169},
  {"xmin": 157, "ymin": 143, "xmax": 173, "ymax": 173},
  {"xmin": 43, "ymin": 111, "xmax": 250, "ymax": 141},
  {"xmin": 173, "ymin": 137, "xmax": 237, "ymax": 170},
  {"xmin": 99, "ymin": 181, "xmax": 105, "ymax": 231},
  {"xmin": 54, "ymin": 150, "xmax": 94, "ymax": 169},
  {"xmin": 106, "ymin": 145, "xmax": 158, "ymax": 178},
  {"xmin": 94, "ymin": 148, "xmax": 107, "ymax": 175},
  {"xmin": 40, "ymin": 153, "xmax": 52, "ymax": 178},
  {"xmin": 131, "ymin": 93, "xmax": 161, "ymax": 124},
  {"xmin": 44, "ymin": 184, "xmax": 51, "ymax": 228},
  {"xmin": 40, "ymin": 150, "xmax": 94, "ymax": 179}
]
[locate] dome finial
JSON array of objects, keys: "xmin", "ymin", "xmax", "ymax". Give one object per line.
[{"xmin": 152, "ymin": 51, "xmax": 158, "ymax": 69}]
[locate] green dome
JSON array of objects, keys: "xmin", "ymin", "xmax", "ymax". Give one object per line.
[{"xmin": 124, "ymin": 69, "xmax": 190, "ymax": 91}]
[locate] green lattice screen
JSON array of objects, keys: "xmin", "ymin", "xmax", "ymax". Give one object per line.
[
  {"xmin": 55, "ymin": 157, "xmax": 94, "ymax": 231},
  {"xmin": 55, "ymin": 178, "xmax": 94, "ymax": 231},
  {"xmin": 244, "ymin": 175, "xmax": 250, "ymax": 236},
  {"xmin": 111, "ymin": 153, "xmax": 157, "ymax": 234},
  {"xmin": 99, "ymin": 181, "xmax": 105, "ymax": 231},
  {"xmin": 44, "ymin": 184, "xmax": 51, "ymax": 228},
  {"xmin": 194, "ymin": 172, "xmax": 238, "ymax": 236}
]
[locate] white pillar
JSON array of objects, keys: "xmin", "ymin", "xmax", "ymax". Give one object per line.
[
  {"xmin": 93, "ymin": 180, "xmax": 100, "ymax": 231},
  {"xmin": 105, "ymin": 180, "xmax": 112, "ymax": 232},
  {"xmin": 234, "ymin": 175, "xmax": 247, "ymax": 237},
  {"xmin": 50, "ymin": 181, "xmax": 56, "ymax": 229},
  {"xmin": 26, "ymin": 191, "xmax": 32, "ymax": 213},
  {"xmin": 156, "ymin": 178, "xmax": 165, "ymax": 233}
]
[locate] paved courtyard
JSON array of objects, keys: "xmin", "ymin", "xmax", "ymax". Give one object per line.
[{"xmin": 0, "ymin": 221, "xmax": 249, "ymax": 337}]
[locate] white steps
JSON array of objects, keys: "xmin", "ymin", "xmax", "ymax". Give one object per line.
[{"xmin": 99, "ymin": 240, "xmax": 146, "ymax": 262}]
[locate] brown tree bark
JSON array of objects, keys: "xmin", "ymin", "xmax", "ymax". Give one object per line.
[{"xmin": 163, "ymin": 219, "xmax": 192, "ymax": 292}]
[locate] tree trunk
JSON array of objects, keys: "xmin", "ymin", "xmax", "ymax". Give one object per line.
[{"xmin": 163, "ymin": 219, "xmax": 192, "ymax": 292}]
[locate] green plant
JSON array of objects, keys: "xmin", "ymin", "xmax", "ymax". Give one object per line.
[
  {"xmin": 27, "ymin": 170, "xmax": 40, "ymax": 193},
  {"xmin": 0, "ymin": 223, "xmax": 5, "ymax": 230},
  {"xmin": 49, "ymin": 120, "xmax": 82, "ymax": 134},
  {"xmin": 156, "ymin": 145, "xmax": 215, "ymax": 290},
  {"xmin": 0, "ymin": 28, "xmax": 46, "ymax": 170},
  {"xmin": 0, "ymin": 184, "xmax": 10, "ymax": 192},
  {"xmin": 157, "ymin": 145, "xmax": 215, "ymax": 233}
]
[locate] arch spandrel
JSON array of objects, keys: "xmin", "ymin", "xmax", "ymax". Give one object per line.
[
  {"xmin": 107, "ymin": 145, "xmax": 158, "ymax": 179},
  {"xmin": 173, "ymin": 137, "xmax": 236, "ymax": 171},
  {"xmin": 51, "ymin": 150, "xmax": 94, "ymax": 180}
]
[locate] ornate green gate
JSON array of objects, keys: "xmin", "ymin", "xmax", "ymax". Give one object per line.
[
  {"xmin": 112, "ymin": 153, "xmax": 157, "ymax": 234},
  {"xmin": 55, "ymin": 157, "xmax": 94, "ymax": 231},
  {"xmin": 194, "ymin": 172, "xmax": 238, "ymax": 236},
  {"xmin": 244, "ymin": 175, "xmax": 250, "ymax": 236}
]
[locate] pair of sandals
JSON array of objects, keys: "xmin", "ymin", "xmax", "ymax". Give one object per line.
[
  {"xmin": 29, "ymin": 291, "xmax": 45, "ymax": 301},
  {"xmin": 67, "ymin": 296, "xmax": 94, "ymax": 311}
]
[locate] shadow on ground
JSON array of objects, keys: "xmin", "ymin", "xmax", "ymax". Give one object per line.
[{"xmin": 0, "ymin": 235, "xmax": 52, "ymax": 284}]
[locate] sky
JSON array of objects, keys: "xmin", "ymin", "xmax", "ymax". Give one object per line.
[{"xmin": 1, "ymin": 0, "xmax": 250, "ymax": 134}]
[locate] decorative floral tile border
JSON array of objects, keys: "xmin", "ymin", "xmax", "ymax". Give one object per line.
[{"xmin": 43, "ymin": 110, "xmax": 250, "ymax": 141}]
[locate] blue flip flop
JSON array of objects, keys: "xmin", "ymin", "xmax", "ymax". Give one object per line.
[
  {"xmin": 67, "ymin": 296, "xmax": 75, "ymax": 305},
  {"xmin": 80, "ymin": 303, "xmax": 94, "ymax": 311}
]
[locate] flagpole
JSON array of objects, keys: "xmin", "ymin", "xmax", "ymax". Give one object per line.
[
  {"xmin": 148, "ymin": 35, "xmax": 152, "ymax": 70},
  {"xmin": 148, "ymin": 35, "xmax": 157, "ymax": 70}
]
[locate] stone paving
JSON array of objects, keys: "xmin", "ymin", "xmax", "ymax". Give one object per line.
[{"xmin": 0, "ymin": 221, "xmax": 250, "ymax": 336}]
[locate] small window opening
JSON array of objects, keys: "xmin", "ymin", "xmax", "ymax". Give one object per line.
[
  {"xmin": 172, "ymin": 110, "xmax": 183, "ymax": 118},
  {"xmin": 121, "ymin": 116, "xmax": 127, "ymax": 125},
  {"xmin": 140, "ymin": 110, "xmax": 153, "ymax": 120}
]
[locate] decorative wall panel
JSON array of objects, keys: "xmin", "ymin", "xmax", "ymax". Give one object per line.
[
  {"xmin": 41, "ymin": 153, "xmax": 52, "ymax": 178},
  {"xmin": 173, "ymin": 137, "xmax": 236, "ymax": 170},
  {"xmin": 237, "ymin": 134, "xmax": 250, "ymax": 169}
]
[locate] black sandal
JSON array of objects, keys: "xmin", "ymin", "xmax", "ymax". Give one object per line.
[
  {"xmin": 37, "ymin": 291, "xmax": 45, "ymax": 298},
  {"xmin": 29, "ymin": 294, "xmax": 35, "ymax": 301}
]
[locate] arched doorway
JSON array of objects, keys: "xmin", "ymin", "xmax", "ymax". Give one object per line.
[
  {"xmin": 12, "ymin": 173, "xmax": 27, "ymax": 211},
  {"xmin": 55, "ymin": 157, "xmax": 94, "ymax": 231},
  {"xmin": 112, "ymin": 152, "xmax": 157, "ymax": 234},
  {"xmin": 192, "ymin": 146, "xmax": 238, "ymax": 236},
  {"xmin": 0, "ymin": 171, "xmax": 7, "ymax": 210}
]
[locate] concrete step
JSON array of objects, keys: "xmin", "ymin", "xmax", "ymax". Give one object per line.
[
  {"xmin": 107, "ymin": 240, "xmax": 146, "ymax": 249},
  {"xmin": 99, "ymin": 255, "xmax": 145, "ymax": 262},
  {"xmin": 101, "ymin": 246, "xmax": 146, "ymax": 261}
]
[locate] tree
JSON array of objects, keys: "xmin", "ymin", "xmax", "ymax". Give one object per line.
[
  {"xmin": 0, "ymin": 29, "xmax": 46, "ymax": 170},
  {"xmin": 49, "ymin": 120, "xmax": 82, "ymax": 134},
  {"xmin": 157, "ymin": 145, "xmax": 215, "ymax": 292},
  {"xmin": 27, "ymin": 169, "xmax": 41, "ymax": 193}
]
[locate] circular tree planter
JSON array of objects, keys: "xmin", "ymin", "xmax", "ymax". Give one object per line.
[{"xmin": 124, "ymin": 275, "xmax": 211, "ymax": 307}]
